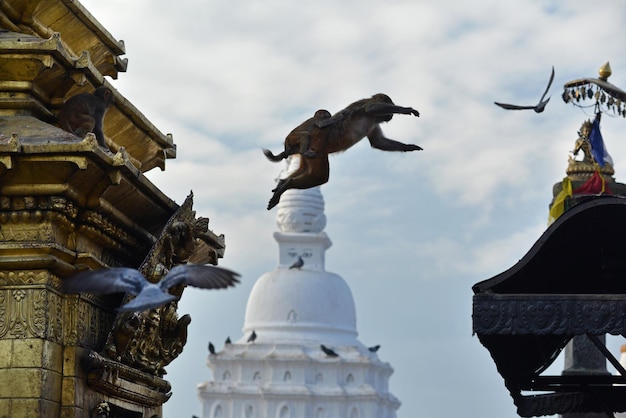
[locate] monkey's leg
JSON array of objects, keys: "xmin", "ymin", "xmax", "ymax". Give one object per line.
[
  {"xmin": 297, "ymin": 136, "xmax": 318, "ymax": 158},
  {"xmin": 268, "ymin": 179, "xmax": 291, "ymax": 210},
  {"xmin": 263, "ymin": 131, "xmax": 311, "ymax": 162}
]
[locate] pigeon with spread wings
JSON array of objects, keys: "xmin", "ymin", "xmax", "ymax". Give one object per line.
[
  {"xmin": 61, "ymin": 264, "xmax": 240, "ymax": 312},
  {"xmin": 495, "ymin": 66, "xmax": 555, "ymax": 113}
]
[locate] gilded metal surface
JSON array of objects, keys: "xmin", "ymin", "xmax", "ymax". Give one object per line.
[
  {"xmin": 0, "ymin": 25, "xmax": 175, "ymax": 172},
  {"xmin": 562, "ymin": 61, "xmax": 626, "ymax": 117},
  {"xmin": 566, "ymin": 119, "xmax": 615, "ymax": 180},
  {"xmin": 87, "ymin": 351, "xmax": 172, "ymax": 406},
  {"xmin": 599, "ymin": 61, "xmax": 613, "ymax": 80},
  {"xmin": 0, "ymin": 1, "xmax": 228, "ymax": 416},
  {"xmin": 0, "ymin": 0, "xmax": 126, "ymax": 77},
  {"xmin": 92, "ymin": 401, "xmax": 110, "ymax": 418}
]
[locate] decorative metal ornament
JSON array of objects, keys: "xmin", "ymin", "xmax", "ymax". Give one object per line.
[{"xmin": 563, "ymin": 61, "xmax": 626, "ymax": 117}]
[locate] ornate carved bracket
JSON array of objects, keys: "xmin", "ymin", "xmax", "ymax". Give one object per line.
[{"xmin": 100, "ymin": 192, "xmax": 225, "ymax": 377}]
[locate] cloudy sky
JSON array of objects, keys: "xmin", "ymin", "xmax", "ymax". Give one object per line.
[{"xmin": 81, "ymin": 1, "xmax": 626, "ymax": 417}]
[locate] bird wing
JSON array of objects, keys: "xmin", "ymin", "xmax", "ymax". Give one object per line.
[
  {"xmin": 61, "ymin": 268, "xmax": 147, "ymax": 295},
  {"xmin": 494, "ymin": 102, "xmax": 537, "ymax": 110},
  {"xmin": 538, "ymin": 66, "xmax": 555, "ymax": 102},
  {"xmin": 495, "ymin": 66, "xmax": 556, "ymax": 111},
  {"xmin": 160, "ymin": 264, "xmax": 240, "ymax": 291}
]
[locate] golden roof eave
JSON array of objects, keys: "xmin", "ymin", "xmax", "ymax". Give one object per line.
[
  {"xmin": 0, "ymin": 31, "xmax": 176, "ymax": 172},
  {"xmin": 0, "ymin": 0, "xmax": 127, "ymax": 78},
  {"xmin": 0, "ymin": 115, "xmax": 179, "ymax": 237}
]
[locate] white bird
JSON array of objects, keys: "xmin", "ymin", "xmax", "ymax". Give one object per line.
[{"xmin": 61, "ymin": 264, "xmax": 240, "ymax": 312}]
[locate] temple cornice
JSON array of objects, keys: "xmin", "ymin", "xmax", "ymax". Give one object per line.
[
  {"xmin": 0, "ymin": 0, "xmax": 126, "ymax": 77},
  {"xmin": 0, "ymin": 31, "xmax": 176, "ymax": 172}
]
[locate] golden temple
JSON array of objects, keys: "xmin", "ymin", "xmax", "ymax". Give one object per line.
[{"xmin": 0, "ymin": 1, "xmax": 228, "ymax": 417}]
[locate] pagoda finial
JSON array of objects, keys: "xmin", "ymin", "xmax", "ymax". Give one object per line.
[
  {"xmin": 598, "ymin": 62, "xmax": 612, "ymax": 81},
  {"xmin": 275, "ymin": 156, "xmax": 326, "ymax": 233},
  {"xmin": 563, "ymin": 62, "xmax": 626, "ymax": 118}
]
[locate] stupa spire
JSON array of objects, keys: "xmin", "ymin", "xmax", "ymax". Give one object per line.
[{"xmin": 198, "ymin": 168, "xmax": 400, "ymax": 417}]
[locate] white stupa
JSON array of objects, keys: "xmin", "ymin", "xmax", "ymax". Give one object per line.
[{"xmin": 197, "ymin": 157, "xmax": 400, "ymax": 418}]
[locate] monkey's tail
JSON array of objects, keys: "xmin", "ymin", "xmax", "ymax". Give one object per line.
[{"xmin": 262, "ymin": 148, "xmax": 286, "ymax": 162}]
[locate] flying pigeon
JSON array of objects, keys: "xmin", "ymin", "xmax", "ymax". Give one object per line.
[
  {"xmin": 368, "ymin": 345, "xmax": 381, "ymax": 353},
  {"xmin": 208, "ymin": 342, "xmax": 216, "ymax": 355},
  {"xmin": 289, "ymin": 256, "xmax": 304, "ymax": 269},
  {"xmin": 61, "ymin": 264, "xmax": 240, "ymax": 312},
  {"xmin": 320, "ymin": 344, "xmax": 339, "ymax": 357},
  {"xmin": 495, "ymin": 66, "xmax": 555, "ymax": 113},
  {"xmin": 247, "ymin": 330, "xmax": 257, "ymax": 343}
]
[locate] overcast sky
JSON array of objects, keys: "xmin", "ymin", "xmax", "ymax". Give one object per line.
[{"xmin": 81, "ymin": 1, "xmax": 626, "ymax": 417}]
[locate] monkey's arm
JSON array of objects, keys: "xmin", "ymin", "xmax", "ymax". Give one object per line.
[
  {"xmin": 365, "ymin": 103, "xmax": 419, "ymax": 117},
  {"xmin": 367, "ymin": 125, "xmax": 422, "ymax": 152}
]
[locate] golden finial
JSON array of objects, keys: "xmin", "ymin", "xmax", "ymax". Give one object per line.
[{"xmin": 598, "ymin": 62, "xmax": 612, "ymax": 81}]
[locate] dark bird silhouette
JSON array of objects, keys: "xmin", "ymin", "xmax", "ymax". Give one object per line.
[
  {"xmin": 495, "ymin": 66, "xmax": 555, "ymax": 113},
  {"xmin": 289, "ymin": 256, "xmax": 304, "ymax": 269},
  {"xmin": 208, "ymin": 342, "xmax": 216, "ymax": 355},
  {"xmin": 321, "ymin": 344, "xmax": 339, "ymax": 357},
  {"xmin": 247, "ymin": 330, "xmax": 257, "ymax": 343},
  {"xmin": 61, "ymin": 264, "xmax": 240, "ymax": 312},
  {"xmin": 225, "ymin": 336, "xmax": 232, "ymax": 345},
  {"xmin": 368, "ymin": 345, "xmax": 381, "ymax": 353}
]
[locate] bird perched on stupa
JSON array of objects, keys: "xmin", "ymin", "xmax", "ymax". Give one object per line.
[
  {"xmin": 321, "ymin": 344, "xmax": 339, "ymax": 357},
  {"xmin": 289, "ymin": 256, "xmax": 304, "ymax": 269},
  {"xmin": 61, "ymin": 264, "xmax": 240, "ymax": 312}
]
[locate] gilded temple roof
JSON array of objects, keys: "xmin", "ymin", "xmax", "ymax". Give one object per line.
[
  {"xmin": 0, "ymin": 0, "xmax": 176, "ymax": 173},
  {"xmin": 0, "ymin": 0, "xmax": 126, "ymax": 78}
]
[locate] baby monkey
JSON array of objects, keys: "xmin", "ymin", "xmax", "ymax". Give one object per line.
[{"xmin": 58, "ymin": 86, "xmax": 114, "ymax": 149}]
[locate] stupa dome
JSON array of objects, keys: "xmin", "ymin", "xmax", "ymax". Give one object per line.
[{"xmin": 242, "ymin": 267, "xmax": 358, "ymax": 345}]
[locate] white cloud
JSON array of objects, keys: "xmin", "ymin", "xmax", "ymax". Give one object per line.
[{"xmin": 77, "ymin": 1, "xmax": 626, "ymax": 417}]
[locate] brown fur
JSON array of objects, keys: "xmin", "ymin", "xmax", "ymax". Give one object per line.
[
  {"xmin": 58, "ymin": 86, "xmax": 114, "ymax": 149},
  {"xmin": 267, "ymin": 127, "xmax": 330, "ymax": 210},
  {"xmin": 263, "ymin": 109, "xmax": 331, "ymax": 162},
  {"xmin": 266, "ymin": 94, "xmax": 422, "ymax": 210}
]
